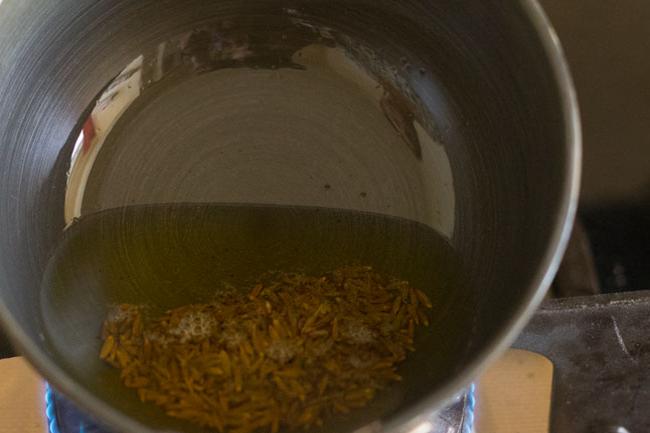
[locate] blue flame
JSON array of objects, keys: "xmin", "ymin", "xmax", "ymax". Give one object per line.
[
  {"xmin": 463, "ymin": 383, "xmax": 477, "ymax": 433},
  {"xmin": 44, "ymin": 384, "xmax": 61, "ymax": 433}
]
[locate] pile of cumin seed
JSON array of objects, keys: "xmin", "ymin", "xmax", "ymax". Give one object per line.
[{"xmin": 99, "ymin": 265, "xmax": 432, "ymax": 433}]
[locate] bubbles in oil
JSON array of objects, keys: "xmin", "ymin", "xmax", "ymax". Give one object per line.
[{"xmin": 168, "ymin": 310, "xmax": 217, "ymax": 343}]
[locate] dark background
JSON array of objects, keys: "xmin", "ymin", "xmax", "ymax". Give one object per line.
[
  {"xmin": 541, "ymin": 0, "xmax": 650, "ymax": 206},
  {"xmin": 540, "ymin": 0, "xmax": 650, "ymax": 294}
]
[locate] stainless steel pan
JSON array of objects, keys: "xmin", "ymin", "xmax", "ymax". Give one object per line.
[{"xmin": 0, "ymin": 1, "xmax": 580, "ymax": 432}]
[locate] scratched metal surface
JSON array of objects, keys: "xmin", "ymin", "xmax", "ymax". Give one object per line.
[{"xmin": 515, "ymin": 291, "xmax": 650, "ymax": 433}]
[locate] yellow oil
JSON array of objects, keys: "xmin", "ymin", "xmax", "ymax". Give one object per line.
[{"xmin": 40, "ymin": 203, "xmax": 469, "ymax": 432}]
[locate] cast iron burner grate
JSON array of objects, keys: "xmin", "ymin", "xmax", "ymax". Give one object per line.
[{"xmin": 45, "ymin": 383, "xmax": 475, "ymax": 433}]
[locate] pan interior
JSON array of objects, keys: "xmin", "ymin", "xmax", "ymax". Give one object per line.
[
  {"xmin": 0, "ymin": 1, "xmax": 572, "ymax": 432},
  {"xmin": 40, "ymin": 13, "xmax": 467, "ymax": 433}
]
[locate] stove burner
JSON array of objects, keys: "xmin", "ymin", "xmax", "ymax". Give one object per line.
[
  {"xmin": 45, "ymin": 383, "xmax": 102, "ymax": 433},
  {"xmin": 45, "ymin": 383, "xmax": 475, "ymax": 433}
]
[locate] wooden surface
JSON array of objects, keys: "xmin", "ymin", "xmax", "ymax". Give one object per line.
[
  {"xmin": 475, "ymin": 349, "xmax": 553, "ymax": 433},
  {"xmin": 0, "ymin": 350, "xmax": 552, "ymax": 433},
  {"xmin": 0, "ymin": 357, "xmax": 46, "ymax": 433}
]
